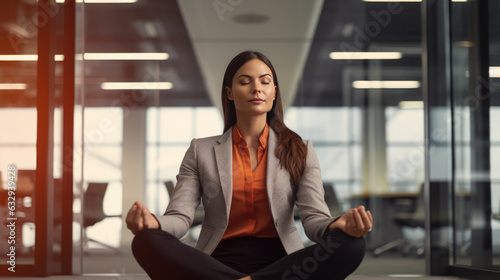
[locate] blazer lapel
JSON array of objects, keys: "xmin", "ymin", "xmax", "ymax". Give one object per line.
[
  {"xmin": 266, "ymin": 128, "xmax": 280, "ymax": 209},
  {"xmin": 214, "ymin": 128, "xmax": 233, "ymax": 220}
]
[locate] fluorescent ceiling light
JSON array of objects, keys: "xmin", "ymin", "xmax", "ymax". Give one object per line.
[
  {"xmin": 399, "ymin": 101, "xmax": 424, "ymax": 109},
  {"xmin": 0, "ymin": 54, "xmax": 62, "ymax": 61},
  {"xmin": 101, "ymin": 82, "xmax": 173, "ymax": 90},
  {"xmin": 490, "ymin": 67, "xmax": 500, "ymax": 78},
  {"xmin": 387, "ymin": 275, "xmax": 426, "ymax": 278},
  {"xmin": 363, "ymin": 0, "xmax": 421, "ymax": 2},
  {"xmin": 54, "ymin": 0, "xmax": 138, "ymax": 3},
  {"xmin": 0, "ymin": 83, "xmax": 28, "ymax": 90},
  {"xmin": 0, "ymin": 55, "xmax": 38, "ymax": 61},
  {"xmin": 0, "ymin": 53, "xmax": 168, "ymax": 61},
  {"xmin": 363, "ymin": 0, "xmax": 466, "ymax": 2},
  {"xmin": 84, "ymin": 53, "xmax": 169, "ymax": 60},
  {"xmin": 352, "ymin": 80, "xmax": 421, "ymax": 89},
  {"xmin": 84, "ymin": 0, "xmax": 138, "ymax": 2},
  {"xmin": 330, "ymin": 52, "xmax": 402, "ymax": 60}
]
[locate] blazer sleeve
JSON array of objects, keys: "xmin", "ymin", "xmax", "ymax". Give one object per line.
[
  {"xmin": 155, "ymin": 139, "xmax": 202, "ymax": 239},
  {"xmin": 295, "ymin": 140, "xmax": 340, "ymax": 242}
]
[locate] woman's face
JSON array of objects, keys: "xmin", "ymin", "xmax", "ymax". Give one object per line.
[{"xmin": 226, "ymin": 59, "xmax": 276, "ymax": 118}]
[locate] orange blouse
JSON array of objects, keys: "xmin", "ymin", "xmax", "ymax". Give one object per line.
[{"xmin": 221, "ymin": 124, "xmax": 279, "ymax": 240}]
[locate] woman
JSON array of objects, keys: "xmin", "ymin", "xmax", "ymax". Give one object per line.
[{"xmin": 126, "ymin": 51, "xmax": 373, "ymax": 280}]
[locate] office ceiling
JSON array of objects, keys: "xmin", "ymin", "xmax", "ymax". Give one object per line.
[{"xmin": 0, "ymin": 0, "xmax": 498, "ymax": 109}]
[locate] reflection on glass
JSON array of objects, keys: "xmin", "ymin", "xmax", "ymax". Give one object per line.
[
  {"xmin": 451, "ymin": 0, "xmax": 500, "ymax": 271},
  {"xmin": 0, "ymin": 1, "xmax": 38, "ymax": 268},
  {"xmin": 82, "ymin": 108, "xmax": 123, "ymax": 250}
]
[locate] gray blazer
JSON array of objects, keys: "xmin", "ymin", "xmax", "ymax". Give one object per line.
[{"xmin": 156, "ymin": 127, "xmax": 337, "ymax": 255}]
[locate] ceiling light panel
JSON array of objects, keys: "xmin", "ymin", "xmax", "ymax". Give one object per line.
[
  {"xmin": 330, "ymin": 52, "xmax": 402, "ymax": 60},
  {"xmin": 0, "ymin": 55, "xmax": 38, "ymax": 61},
  {"xmin": 101, "ymin": 82, "xmax": 173, "ymax": 90},
  {"xmin": 84, "ymin": 53, "xmax": 169, "ymax": 60},
  {"xmin": 490, "ymin": 67, "xmax": 500, "ymax": 78},
  {"xmin": 54, "ymin": 0, "xmax": 138, "ymax": 3},
  {"xmin": 0, "ymin": 83, "xmax": 28, "ymax": 90},
  {"xmin": 352, "ymin": 80, "xmax": 421, "ymax": 89},
  {"xmin": 0, "ymin": 53, "xmax": 169, "ymax": 61}
]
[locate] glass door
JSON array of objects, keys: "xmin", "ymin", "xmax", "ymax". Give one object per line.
[
  {"xmin": 449, "ymin": 0, "xmax": 500, "ymax": 275},
  {"xmin": 0, "ymin": 0, "xmax": 80, "ymax": 276}
]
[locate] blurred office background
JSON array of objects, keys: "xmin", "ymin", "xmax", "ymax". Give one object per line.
[{"xmin": 0, "ymin": 0, "xmax": 499, "ymax": 279}]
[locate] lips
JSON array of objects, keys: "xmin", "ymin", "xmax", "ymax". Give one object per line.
[{"xmin": 249, "ymin": 98, "xmax": 264, "ymax": 102}]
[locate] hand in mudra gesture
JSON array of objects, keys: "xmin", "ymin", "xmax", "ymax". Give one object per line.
[
  {"xmin": 126, "ymin": 201, "xmax": 159, "ymax": 235},
  {"xmin": 329, "ymin": 205, "xmax": 373, "ymax": 238}
]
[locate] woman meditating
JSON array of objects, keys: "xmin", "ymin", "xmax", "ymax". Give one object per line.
[{"xmin": 126, "ymin": 50, "xmax": 373, "ymax": 280}]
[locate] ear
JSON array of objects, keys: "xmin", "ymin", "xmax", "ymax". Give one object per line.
[
  {"xmin": 226, "ymin": 86, "xmax": 233, "ymax": 101},
  {"xmin": 273, "ymin": 86, "xmax": 276, "ymax": 100}
]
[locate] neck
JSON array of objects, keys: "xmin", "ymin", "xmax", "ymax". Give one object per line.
[{"xmin": 235, "ymin": 114, "xmax": 267, "ymax": 147}]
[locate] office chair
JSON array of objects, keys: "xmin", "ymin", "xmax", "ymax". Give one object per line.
[
  {"xmin": 494, "ymin": 194, "xmax": 500, "ymax": 221},
  {"xmin": 83, "ymin": 182, "xmax": 121, "ymax": 253},
  {"xmin": 323, "ymin": 183, "xmax": 343, "ymax": 217},
  {"xmin": 14, "ymin": 170, "xmax": 36, "ymax": 254},
  {"xmin": 373, "ymin": 185, "xmax": 425, "ymax": 257},
  {"xmin": 294, "ymin": 182, "xmax": 341, "ymax": 219}
]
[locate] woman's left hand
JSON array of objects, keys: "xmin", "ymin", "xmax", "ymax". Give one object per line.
[{"xmin": 328, "ymin": 205, "xmax": 373, "ymax": 238}]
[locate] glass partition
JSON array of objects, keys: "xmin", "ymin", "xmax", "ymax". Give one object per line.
[
  {"xmin": 0, "ymin": 0, "xmax": 74, "ymax": 276},
  {"xmin": 0, "ymin": 1, "xmax": 40, "ymax": 274},
  {"xmin": 449, "ymin": 0, "xmax": 500, "ymax": 275}
]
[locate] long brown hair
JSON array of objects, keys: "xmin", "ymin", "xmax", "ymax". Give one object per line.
[{"xmin": 221, "ymin": 50, "xmax": 307, "ymax": 185}]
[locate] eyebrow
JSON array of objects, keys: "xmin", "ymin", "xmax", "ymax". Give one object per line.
[{"xmin": 236, "ymin": 74, "xmax": 272, "ymax": 80}]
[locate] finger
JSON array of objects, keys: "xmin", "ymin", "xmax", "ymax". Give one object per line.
[
  {"xmin": 135, "ymin": 201, "xmax": 145, "ymax": 208},
  {"xmin": 347, "ymin": 210, "xmax": 364, "ymax": 237},
  {"xmin": 125, "ymin": 203, "xmax": 138, "ymax": 230},
  {"xmin": 367, "ymin": 210, "xmax": 373, "ymax": 224},
  {"xmin": 132, "ymin": 204, "xmax": 144, "ymax": 233},
  {"xmin": 357, "ymin": 206, "xmax": 373, "ymax": 231},
  {"xmin": 141, "ymin": 205, "xmax": 153, "ymax": 228},
  {"xmin": 352, "ymin": 208, "xmax": 364, "ymax": 230},
  {"xmin": 340, "ymin": 211, "xmax": 350, "ymax": 231},
  {"xmin": 347, "ymin": 210, "xmax": 358, "ymax": 233}
]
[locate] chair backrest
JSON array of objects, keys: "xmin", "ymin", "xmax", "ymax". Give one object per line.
[
  {"xmin": 412, "ymin": 183, "xmax": 426, "ymax": 221},
  {"xmin": 393, "ymin": 183, "xmax": 426, "ymax": 228},
  {"xmin": 323, "ymin": 183, "xmax": 342, "ymax": 217},
  {"xmin": 17, "ymin": 170, "xmax": 36, "ymax": 197},
  {"xmin": 493, "ymin": 193, "xmax": 500, "ymax": 221},
  {"xmin": 413, "ymin": 181, "xmax": 452, "ymax": 227},
  {"xmin": 83, "ymin": 182, "xmax": 109, "ymax": 228},
  {"xmin": 497, "ymin": 192, "xmax": 500, "ymax": 220}
]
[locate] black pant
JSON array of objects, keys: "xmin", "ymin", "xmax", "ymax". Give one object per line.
[
  {"xmin": 132, "ymin": 228, "xmax": 365, "ymax": 280},
  {"xmin": 211, "ymin": 236, "xmax": 288, "ymax": 274}
]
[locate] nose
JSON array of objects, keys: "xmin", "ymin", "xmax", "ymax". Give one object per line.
[{"xmin": 253, "ymin": 87, "xmax": 261, "ymax": 94}]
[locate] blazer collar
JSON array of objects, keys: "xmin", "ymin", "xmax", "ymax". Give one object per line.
[
  {"xmin": 214, "ymin": 128, "xmax": 233, "ymax": 220},
  {"xmin": 266, "ymin": 128, "xmax": 280, "ymax": 205}
]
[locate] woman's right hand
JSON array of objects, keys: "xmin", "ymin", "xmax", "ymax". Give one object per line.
[{"xmin": 126, "ymin": 201, "xmax": 160, "ymax": 235}]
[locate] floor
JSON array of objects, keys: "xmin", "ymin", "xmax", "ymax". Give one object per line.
[{"xmin": 7, "ymin": 273, "xmax": 469, "ymax": 280}]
